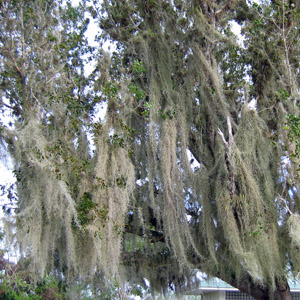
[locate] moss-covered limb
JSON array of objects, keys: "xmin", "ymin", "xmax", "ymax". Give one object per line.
[
  {"xmin": 121, "ymin": 250, "xmax": 174, "ymax": 269},
  {"xmin": 215, "ymin": 270, "xmax": 275, "ymax": 300},
  {"xmin": 121, "ymin": 249, "xmax": 198, "ymax": 296},
  {"xmin": 124, "ymin": 225, "xmax": 165, "ymax": 243},
  {"xmin": 98, "ymin": 0, "xmax": 293, "ymax": 290},
  {"xmin": 214, "ymin": 263, "xmax": 292, "ymax": 300}
]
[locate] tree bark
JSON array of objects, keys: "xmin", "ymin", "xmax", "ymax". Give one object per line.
[
  {"xmin": 224, "ymin": 273, "xmax": 292, "ymax": 300},
  {"xmin": 273, "ymin": 280, "xmax": 292, "ymax": 300}
]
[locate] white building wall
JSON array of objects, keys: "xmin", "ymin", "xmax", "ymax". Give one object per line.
[{"xmin": 202, "ymin": 291, "xmax": 225, "ymax": 300}]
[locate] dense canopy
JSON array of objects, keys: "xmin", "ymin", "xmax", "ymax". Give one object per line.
[{"xmin": 1, "ymin": 0, "xmax": 300, "ymax": 299}]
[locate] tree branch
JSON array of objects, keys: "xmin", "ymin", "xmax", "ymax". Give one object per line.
[
  {"xmin": 218, "ymin": 116, "xmax": 236, "ymax": 195},
  {"xmin": 124, "ymin": 225, "xmax": 165, "ymax": 243}
]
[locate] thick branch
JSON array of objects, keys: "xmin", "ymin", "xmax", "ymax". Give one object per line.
[
  {"xmin": 121, "ymin": 251, "xmax": 173, "ymax": 268},
  {"xmin": 218, "ymin": 116, "xmax": 236, "ymax": 195},
  {"xmin": 124, "ymin": 225, "xmax": 165, "ymax": 243},
  {"xmin": 222, "ymin": 273, "xmax": 269, "ymax": 300}
]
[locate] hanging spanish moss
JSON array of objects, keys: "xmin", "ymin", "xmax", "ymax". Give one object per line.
[{"xmin": 1, "ymin": 0, "xmax": 300, "ymax": 299}]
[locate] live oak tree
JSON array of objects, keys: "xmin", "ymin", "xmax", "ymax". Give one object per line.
[{"xmin": 1, "ymin": 0, "xmax": 300, "ymax": 299}]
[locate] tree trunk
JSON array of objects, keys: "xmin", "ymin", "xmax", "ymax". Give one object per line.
[
  {"xmin": 223, "ymin": 273, "xmax": 293, "ymax": 300},
  {"xmin": 236, "ymin": 283, "xmax": 292, "ymax": 300},
  {"xmin": 273, "ymin": 281, "xmax": 292, "ymax": 300},
  {"xmin": 242, "ymin": 281, "xmax": 292, "ymax": 300}
]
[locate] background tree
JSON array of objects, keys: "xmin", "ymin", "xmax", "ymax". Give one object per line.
[
  {"xmin": 0, "ymin": 0, "xmax": 100, "ymax": 280},
  {"xmin": 2, "ymin": 0, "xmax": 300, "ymax": 299}
]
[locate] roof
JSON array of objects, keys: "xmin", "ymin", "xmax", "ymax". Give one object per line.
[{"xmin": 187, "ymin": 278, "xmax": 300, "ymax": 295}]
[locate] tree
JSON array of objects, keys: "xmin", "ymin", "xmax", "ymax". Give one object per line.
[{"xmin": 1, "ymin": 0, "xmax": 300, "ymax": 299}]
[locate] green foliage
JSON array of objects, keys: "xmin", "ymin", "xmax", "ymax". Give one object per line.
[
  {"xmin": 132, "ymin": 59, "xmax": 146, "ymax": 75},
  {"xmin": 129, "ymin": 84, "xmax": 146, "ymax": 102},
  {"xmin": 276, "ymin": 89, "xmax": 290, "ymax": 102},
  {"xmin": 0, "ymin": 254, "xmax": 65, "ymax": 300},
  {"xmin": 107, "ymin": 133, "xmax": 126, "ymax": 148},
  {"xmin": 91, "ymin": 122, "xmax": 103, "ymax": 136},
  {"xmin": 95, "ymin": 177, "xmax": 110, "ymax": 189},
  {"xmin": 0, "ymin": 257, "xmax": 122, "ymax": 300},
  {"xmin": 141, "ymin": 101, "xmax": 152, "ymax": 117},
  {"xmin": 77, "ymin": 192, "xmax": 97, "ymax": 226},
  {"xmin": 286, "ymin": 112, "xmax": 300, "ymax": 158},
  {"xmin": 160, "ymin": 108, "xmax": 177, "ymax": 120},
  {"xmin": 45, "ymin": 139, "xmax": 90, "ymax": 182},
  {"xmin": 102, "ymin": 82, "xmax": 119, "ymax": 99},
  {"xmin": 65, "ymin": 281, "xmax": 121, "ymax": 300},
  {"xmin": 106, "ymin": 120, "xmax": 135, "ymax": 148},
  {"xmin": 35, "ymin": 277, "xmax": 64, "ymax": 300},
  {"xmin": 0, "ymin": 273, "xmax": 41, "ymax": 300}
]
